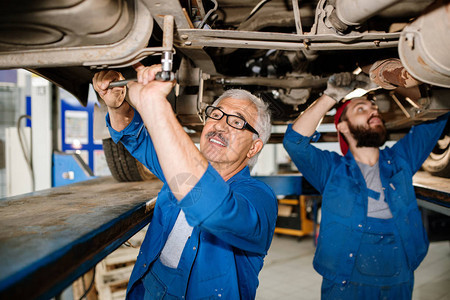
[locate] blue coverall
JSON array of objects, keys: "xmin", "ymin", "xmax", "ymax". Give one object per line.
[
  {"xmin": 283, "ymin": 113, "xmax": 449, "ymax": 299},
  {"xmin": 107, "ymin": 110, "xmax": 278, "ymax": 299}
]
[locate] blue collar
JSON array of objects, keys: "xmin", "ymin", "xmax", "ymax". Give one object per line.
[{"xmin": 226, "ymin": 166, "xmax": 251, "ymax": 184}]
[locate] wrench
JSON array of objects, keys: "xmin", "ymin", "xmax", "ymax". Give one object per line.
[{"xmin": 108, "ymin": 15, "xmax": 175, "ymax": 89}]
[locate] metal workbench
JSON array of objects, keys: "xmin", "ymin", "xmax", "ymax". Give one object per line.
[
  {"xmin": 413, "ymin": 171, "xmax": 450, "ymax": 216},
  {"xmin": 0, "ymin": 176, "xmax": 162, "ymax": 300}
]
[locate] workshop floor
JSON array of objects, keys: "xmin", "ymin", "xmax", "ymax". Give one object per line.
[{"xmin": 256, "ymin": 235, "xmax": 450, "ymax": 300}]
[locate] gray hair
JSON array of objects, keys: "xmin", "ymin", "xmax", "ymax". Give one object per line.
[{"xmin": 213, "ymin": 89, "xmax": 272, "ymax": 167}]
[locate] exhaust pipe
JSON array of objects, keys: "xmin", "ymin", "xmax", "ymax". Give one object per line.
[
  {"xmin": 398, "ymin": 1, "xmax": 450, "ymax": 88},
  {"xmin": 329, "ymin": 0, "xmax": 402, "ymax": 32}
]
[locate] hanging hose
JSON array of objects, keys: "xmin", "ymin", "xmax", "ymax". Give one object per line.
[
  {"xmin": 245, "ymin": 0, "xmax": 272, "ymax": 21},
  {"xmin": 78, "ymin": 268, "xmax": 96, "ymax": 300},
  {"xmin": 197, "ymin": 0, "xmax": 218, "ymax": 29},
  {"xmin": 16, "ymin": 114, "xmax": 35, "ymax": 191}
]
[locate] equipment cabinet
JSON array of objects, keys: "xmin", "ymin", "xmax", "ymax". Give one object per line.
[{"xmin": 254, "ymin": 175, "xmax": 320, "ymax": 238}]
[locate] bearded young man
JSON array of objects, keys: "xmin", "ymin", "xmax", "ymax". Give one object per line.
[
  {"xmin": 93, "ymin": 64, "xmax": 277, "ymax": 299},
  {"xmin": 283, "ymin": 73, "xmax": 449, "ymax": 299}
]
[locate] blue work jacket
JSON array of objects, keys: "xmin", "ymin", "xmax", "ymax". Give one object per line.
[
  {"xmin": 283, "ymin": 113, "xmax": 449, "ymax": 286},
  {"xmin": 107, "ymin": 110, "xmax": 278, "ymax": 299}
]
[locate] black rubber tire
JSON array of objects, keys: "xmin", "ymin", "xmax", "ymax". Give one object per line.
[
  {"xmin": 422, "ymin": 119, "xmax": 450, "ymax": 178},
  {"xmin": 102, "ymin": 138, "xmax": 154, "ymax": 182}
]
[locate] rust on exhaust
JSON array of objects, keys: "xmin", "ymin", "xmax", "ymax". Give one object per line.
[{"xmin": 369, "ymin": 58, "xmax": 422, "ymax": 90}]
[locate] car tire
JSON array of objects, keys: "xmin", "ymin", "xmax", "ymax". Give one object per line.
[
  {"xmin": 102, "ymin": 138, "xmax": 154, "ymax": 182},
  {"xmin": 422, "ymin": 119, "xmax": 450, "ymax": 178}
]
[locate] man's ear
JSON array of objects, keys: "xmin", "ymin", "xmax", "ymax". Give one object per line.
[
  {"xmin": 247, "ymin": 139, "xmax": 264, "ymax": 159},
  {"xmin": 337, "ymin": 121, "xmax": 349, "ymax": 135}
]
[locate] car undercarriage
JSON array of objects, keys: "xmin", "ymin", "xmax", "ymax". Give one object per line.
[{"xmin": 1, "ymin": 0, "xmax": 449, "ymax": 178}]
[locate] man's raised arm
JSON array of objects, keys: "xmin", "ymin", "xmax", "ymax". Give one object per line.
[
  {"xmin": 92, "ymin": 70, "xmax": 134, "ymax": 131},
  {"xmin": 292, "ymin": 73, "xmax": 355, "ymax": 136},
  {"xmin": 126, "ymin": 64, "xmax": 208, "ymax": 200}
]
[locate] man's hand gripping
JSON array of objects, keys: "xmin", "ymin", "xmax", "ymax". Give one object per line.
[
  {"xmin": 92, "ymin": 70, "xmax": 127, "ymax": 109},
  {"xmin": 324, "ymin": 72, "xmax": 379, "ymax": 103},
  {"xmin": 126, "ymin": 63, "xmax": 176, "ymax": 112}
]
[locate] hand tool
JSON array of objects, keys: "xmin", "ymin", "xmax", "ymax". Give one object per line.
[{"xmin": 108, "ymin": 15, "xmax": 176, "ymax": 89}]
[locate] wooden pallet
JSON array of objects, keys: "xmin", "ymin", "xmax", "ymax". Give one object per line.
[
  {"xmin": 95, "ymin": 249, "xmax": 136, "ymax": 300},
  {"xmin": 83, "ymin": 228, "xmax": 147, "ymax": 300},
  {"xmin": 97, "ymin": 228, "xmax": 147, "ymax": 300},
  {"xmin": 72, "ymin": 268, "xmax": 98, "ymax": 300}
]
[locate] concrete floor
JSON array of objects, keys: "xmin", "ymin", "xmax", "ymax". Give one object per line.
[{"xmin": 256, "ymin": 235, "xmax": 450, "ymax": 300}]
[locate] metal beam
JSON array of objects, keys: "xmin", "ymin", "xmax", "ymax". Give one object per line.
[{"xmin": 177, "ymin": 29, "xmax": 400, "ymax": 51}]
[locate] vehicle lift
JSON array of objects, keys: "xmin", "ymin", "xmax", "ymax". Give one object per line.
[{"xmin": 0, "ymin": 172, "xmax": 448, "ymax": 299}]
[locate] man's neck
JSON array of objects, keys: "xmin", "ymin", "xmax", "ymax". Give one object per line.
[
  {"xmin": 211, "ymin": 161, "xmax": 248, "ymax": 181},
  {"xmin": 351, "ymin": 147, "xmax": 380, "ymax": 166}
]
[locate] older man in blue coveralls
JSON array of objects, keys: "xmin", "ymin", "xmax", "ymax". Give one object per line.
[
  {"xmin": 283, "ymin": 72, "xmax": 449, "ymax": 299},
  {"xmin": 92, "ymin": 63, "xmax": 277, "ymax": 299}
]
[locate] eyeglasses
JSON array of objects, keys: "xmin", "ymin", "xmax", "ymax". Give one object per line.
[{"xmin": 205, "ymin": 105, "xmax": 259, "ymax": 137}]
